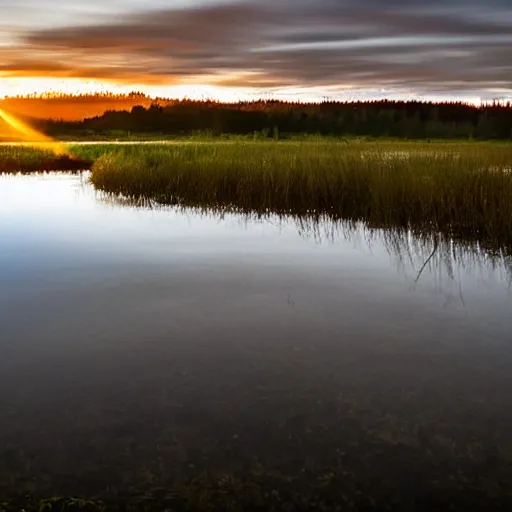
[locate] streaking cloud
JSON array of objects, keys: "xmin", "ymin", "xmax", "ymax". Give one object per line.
[{"xmin": 0, "ymin": 0, "xmax": 511, "ymax": 100}]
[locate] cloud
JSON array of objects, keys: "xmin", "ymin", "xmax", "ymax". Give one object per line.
[{"xmin": 1, "ymin": 0, "xmax": 512, "ymax": 97}]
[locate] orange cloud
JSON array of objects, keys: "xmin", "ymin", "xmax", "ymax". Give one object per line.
[{"xmin": 0, "ymin": 0, "xmax": 511, "ymax": 100}]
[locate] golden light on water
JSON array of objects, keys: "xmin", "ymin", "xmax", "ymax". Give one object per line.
[{"xmin": 0, "ymin": 107, "xmax": 67, "ymax": 154}]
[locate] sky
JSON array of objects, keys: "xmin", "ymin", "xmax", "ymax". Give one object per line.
[{"xmin": 1, "ymin": 0, "xmax": 512, "ymax": 102}]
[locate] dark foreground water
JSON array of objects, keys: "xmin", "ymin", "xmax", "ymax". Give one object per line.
[{"xmin": 0, "ymin": 173, "xmax": 511, "ymax": 510}]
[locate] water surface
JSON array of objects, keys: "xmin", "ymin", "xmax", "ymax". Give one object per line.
[{"xmin": 0, "ymin": 173, "xmax": 511, "ymax": 509}]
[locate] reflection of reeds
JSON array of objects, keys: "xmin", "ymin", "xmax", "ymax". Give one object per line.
[
  {"xmin": 90, "ymin": 142, "xmax": 512, "ymax": 253},
  {"xmin": 96, "ymin": 188, "xmax": 512, "ymax": 285}
]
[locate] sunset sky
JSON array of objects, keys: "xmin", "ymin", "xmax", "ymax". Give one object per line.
[{"xmin": 1, "ymin": 0, "xmax": 511, "ymax": 102}]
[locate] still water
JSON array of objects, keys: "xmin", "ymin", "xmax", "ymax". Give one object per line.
[{"xmin": 0, "ymin": 173, "xmax": 511, "ymax": 509}]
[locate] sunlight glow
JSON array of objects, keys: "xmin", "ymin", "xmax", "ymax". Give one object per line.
[
  {"xmin": 0, "ymin": 75, "xmax": 491, "ymax": 106},
  {"xmin": 0, "ymin": 107, "xmax": 67, "ymax": 154},
  {"xmin": 0, "ymin": 76, "xmax": 140, "ymax": 99},
  {"xmin": 0, "ymin": 77, "xmax": 263, "ymax": 103}
]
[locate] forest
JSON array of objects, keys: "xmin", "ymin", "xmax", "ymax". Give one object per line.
[{"xmin": 1, "ymin": 94, "xmax": 512, "ymax": 140}]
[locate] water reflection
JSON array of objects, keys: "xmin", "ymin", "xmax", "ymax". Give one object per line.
[
  {"xmin": 97, "ymin": 184, "xmax": 512, "ymax": 294},
  {"xmin": 1, "ymin": 173, "xmax": 511, "ymax": 509}
]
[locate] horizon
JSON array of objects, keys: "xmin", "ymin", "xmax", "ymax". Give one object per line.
[
  {"xmin": 1, "ymin": 1, "xmax": 511, "ymax": 103},
  {"xmin": 2, "ymin": 90, "xmax": 512, "ymax": 108}
]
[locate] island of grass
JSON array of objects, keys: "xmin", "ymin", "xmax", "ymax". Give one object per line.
[{"xmin": 1, "ymin": 139, "xmax": 511, "ymax": 253}]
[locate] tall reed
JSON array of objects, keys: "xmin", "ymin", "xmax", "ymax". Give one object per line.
[{"xmin": 91, "ymin": 142, "xmax": 512, "ymax": 250}]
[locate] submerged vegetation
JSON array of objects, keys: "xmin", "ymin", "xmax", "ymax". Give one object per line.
[
  {"xmin": 89, "ymin": 141, "xmax": 512, "ymax": 253},
  {"xmin": 1, "ymin": 225, "xmax": 511, "ymax": 511},
  {"xmin": 1, "ymin": 223, "xmax": 511, "ymax": 511}
]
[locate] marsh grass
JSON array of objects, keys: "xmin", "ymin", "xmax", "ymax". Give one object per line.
[
  {"xmin": 3, "ymin": 140, "xmax": 512, "ymax": 251},
  {"xmin": 90, "ymin": 141, "xmax": 512, "ymax": 251},
  {"xmin": 0, "ymin": 145, "xmax": 90, "ymax": 173}
]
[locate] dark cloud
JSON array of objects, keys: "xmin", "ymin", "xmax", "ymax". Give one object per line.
[{"xmin": 2, "ymin": 0, "xmax": 512, "ymax": 97}]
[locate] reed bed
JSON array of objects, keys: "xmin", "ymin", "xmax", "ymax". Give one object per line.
[{"xmin": 90, "ymin": 141, "xmax": 512, "ymax": 250}]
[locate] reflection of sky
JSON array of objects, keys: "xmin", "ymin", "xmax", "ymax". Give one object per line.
[
  {"xmin": 1, "ymin": 173, "xmax": 510, "ymax": 335},
  {"xmin": 0, "ymin": 172, "xmax": 368, "ymax": 256},
  {"xmin": 0, "ymin": 172, "xmax": 511, "ymax": 474},
  {"xmin": 1, "ymin": 172, "xmax": 511, "ymax": 504}
]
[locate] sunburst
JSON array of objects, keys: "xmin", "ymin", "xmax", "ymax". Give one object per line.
[{"xmin": 0, "ymin": 107, "xmax": 67, "ymax": 154}]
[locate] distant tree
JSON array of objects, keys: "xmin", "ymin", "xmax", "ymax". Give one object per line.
[{"xmin": 9, "ymin": 96, "xmax": 510, "ymax": 140}]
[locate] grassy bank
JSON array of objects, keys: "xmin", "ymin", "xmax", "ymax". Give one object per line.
[
  {"xmin": 0, "ymin": 145, "xmax": 90, "ymax": 173},
  {"xmin": 2, "ymin": 140, "xmax": 512, "ymax": 251},
  {"xmin": 89, "ymin": 141, "xmax": 512, "ymax": 251}
]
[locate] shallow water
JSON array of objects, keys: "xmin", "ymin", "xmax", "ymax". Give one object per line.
[{"xmin": 0, "ymin": 173, "xmax": 511, "ymax": 508}]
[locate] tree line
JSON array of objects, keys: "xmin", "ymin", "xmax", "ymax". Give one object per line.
[{"xmin": 33, "ymin": 98, "xmax": 512, "ymax": 140}]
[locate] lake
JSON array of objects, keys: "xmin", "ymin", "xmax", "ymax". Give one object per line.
[{"xmin": 0, "ymin": 172, "xmax": 511, "ymax": 510}]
